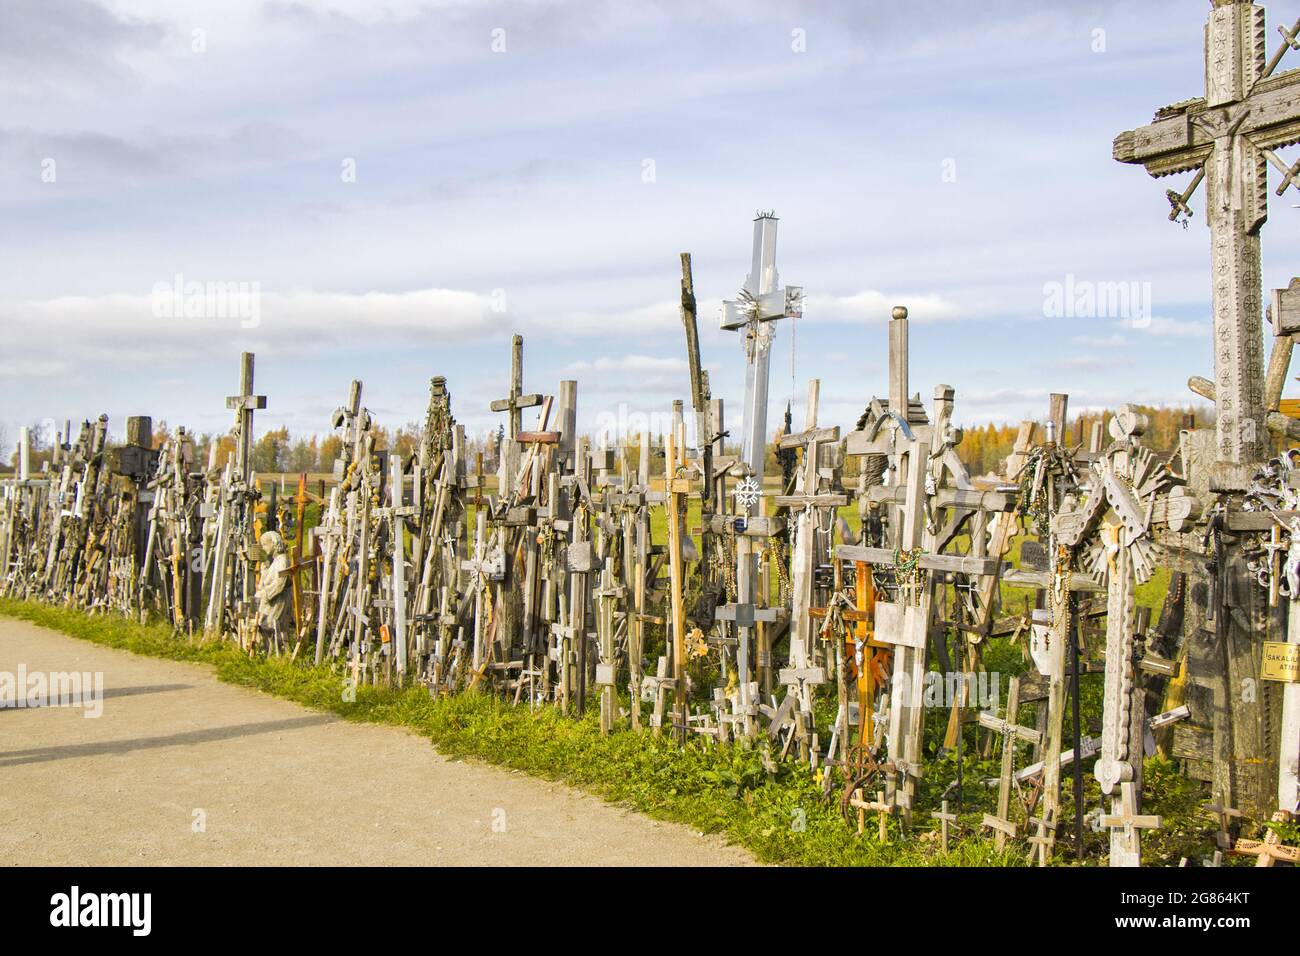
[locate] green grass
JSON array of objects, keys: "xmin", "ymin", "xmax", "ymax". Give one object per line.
[{"xmin": 0, "ymin": 597, "xmax": 1227, "ymax": 867}]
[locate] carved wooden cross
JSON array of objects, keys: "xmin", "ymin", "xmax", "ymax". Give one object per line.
[
  {"xmin": 776, "ymin": 379, "xmax": 847, "ymax": 674},
  {"xmin": 1053, "ymin": 405, "xmax": 1200, "ymax": 866},
  {"xmin": 1114, "ymin": 0, "xmax": 1300, "ymax": 463},
  {"xmin": 1231, "ymin": 811, "xmax": 1300, "ymax": 866}
]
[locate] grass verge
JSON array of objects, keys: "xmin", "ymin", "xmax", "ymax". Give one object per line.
[{"xmin": 1, "ymin": 597, "xmax": 1211, "ymax": 867}]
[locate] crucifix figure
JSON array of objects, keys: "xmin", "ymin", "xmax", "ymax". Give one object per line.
[{"xmin": 1114, "ymin": 0, "xmax": 1300, "ymax": 464}]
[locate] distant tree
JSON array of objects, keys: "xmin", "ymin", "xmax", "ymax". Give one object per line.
[
  {"xmin": 251, "ymin": 426, "xmax": 290, "ymax": 474},
  {"xmin": 318, "ymin": 434, "xmax": 343, "ymax": 474},
  {"xmin": 286, "ymin": 436, "xmax": 319, "ymax": 474}
]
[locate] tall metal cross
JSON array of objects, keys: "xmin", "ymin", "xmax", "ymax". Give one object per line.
[
  {"xmin": 1115, "ymin": 1, "xmax": 1300, "ymax": 464},
  {"xmin": 720, "ymin": 212, "xmax": 803, "ymax": 484}
]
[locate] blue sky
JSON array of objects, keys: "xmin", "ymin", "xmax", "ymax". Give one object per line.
[{"xmin": 3, "ymin": 0, "xmax": 1299, "ymax": 451}]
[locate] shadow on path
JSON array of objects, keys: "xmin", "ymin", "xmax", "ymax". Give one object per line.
[
  {"xmin": 0, "ymin": 683, "xmax": 194, "ymax": 712},
  {"xmin": 0, "ymin": 715, "xmax": 338, "ymax": 767}
]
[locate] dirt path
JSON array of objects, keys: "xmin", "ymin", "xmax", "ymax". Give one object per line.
[{"xmin": 0, "ymin": 618, "xmax": 754, "ymax": 866}]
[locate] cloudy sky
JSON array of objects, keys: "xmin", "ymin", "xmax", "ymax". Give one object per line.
[{"xmin": 4, "ymin": 0, "xmax": 1299, "ymax": 450}]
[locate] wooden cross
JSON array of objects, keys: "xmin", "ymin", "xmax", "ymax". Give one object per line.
[
  {"xmin": 460, "ymin": 508, "xmax": 504, "ymax": 676},
  {"xmin": 489, "ymin": 334, "xmax": 543, "ymax": 441},
  {"xmin": 775, "ymin": 379, "xmax": 847, "ymax": 674},
  {"xmin": 224, "ymin": 351, "xmax": 266, "ymax": 482},
  {"xmin": 849, "ymin": 789, "xmax": 894, "ymax": 843},
  {"xmin": 1114, "ymin": 0, "xmax": 1300, "ymax": 463},
  {"xmin": 593, "ymin": 566, "xmax": 625, "ymax": 735},
  {"xmin": 932, "ymin": 799, "xmax": 958, "ymax": 853},
  {"xmin": 664, "ymin": 431, "xmax": 691, "ymax": 740},
  {"xmin": 380, "ymin": 455, "xmax": 417, "ymax": 675},
  {"xmin": 1050, "ymin": 406, "xmax": 1199, "ymax": 866},
  {"xmin": 1204, "ymin": 792, "xmax": 1244, "ymax": 850},
  {"xmin": 1231, "ymin": 811, "xmax": 1300, "ymax": 866},
  {"xmin": 979, "ymin": 676, "xmax": 1042, "ymax": 849},
  {"xmin": 1100, "ymin": 782, "xmax": 1163, "ymax": 868}
]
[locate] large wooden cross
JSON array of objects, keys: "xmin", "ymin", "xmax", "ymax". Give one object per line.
[
  {"xmin": 225, "ymin": 351, "xmax": 266, "ymax": 483},
  {"xmin": 490, "ymin": 334, "xmax": 543, "ymax": 441},
  {"xmin": 1114, "ymin": 0, "xmax": 1300, "ymax": 464}
]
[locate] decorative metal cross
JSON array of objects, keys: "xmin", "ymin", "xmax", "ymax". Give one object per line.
[
  {"xmin": 720, "ymin": 212, "xmax": 802, "ymax": 486},
  {"xmin": 1115, "ymin": 1, "xmax": 1300, "ymax": 463}
]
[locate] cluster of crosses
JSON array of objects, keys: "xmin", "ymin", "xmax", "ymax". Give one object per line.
[{"xmin": 3, "ymin": 0, "xmax": 1300, "ymax": 869}]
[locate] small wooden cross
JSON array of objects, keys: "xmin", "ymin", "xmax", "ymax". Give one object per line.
[
  {"xmin": 851, "ymin": 789, "xmax": 894, "ymax": 843},
  {"xmin": 1100, "ymin": 782, "xmax": 1162, "ymax": 867},
  {"xmin": 931, "ymin": 799, "xmax": 958, "ymax": 853},
  {"xmin": 1231, "ymin": 811, "xmax": 1300, "ymax": 868},
  {"xmin": 1203, "ymin": 791, "xmax": 1244, "ymax": 850},
  {"xmin": 978, "ymin": 676, "xmax": 1042, "ymax": 849},
  {"xmin": 1026, "ymin": 812, "xmax": 1056, "ymax": 868}
]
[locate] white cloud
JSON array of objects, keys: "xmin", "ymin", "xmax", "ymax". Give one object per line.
[
  {"xmin": 802, "ymin": 290, "xmax": 962, "ymax": 325},
  {"xmin": 0, "ymin": 286, "xmax": 507, "ymax": 365},
  {"xmin": 1120, "ymin": 316, "xmax": 1209, "ymax": 338}
]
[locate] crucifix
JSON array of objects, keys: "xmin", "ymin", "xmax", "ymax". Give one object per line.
[
  {"xmin": 462, "ymin": 506, "xmax": 505, "ymax": 685},
  {"xmin": 490, "ymin": 333, "xmax": 543, "ymax": 499},
  {"xmin": 1054, "ymin": 406, "xmax": 1200, "ymax": 866},
  {"xmin": 720, "ymin": 212, "xmax": 803, "ymax": 484},
  {"xmin": 226, "ymin": 352, "xmax": 267, "ymax": 487},
  {"xmin": 1114, "ymin": 0, "xmax": 1300, "ymax": 464},
  {"xmin": 381, "ymin": 454, "xmax": 416, "ymax": 676},
  {"xmin": 720, "ymin": 212, "xmax": 802, "ymax": 735}
]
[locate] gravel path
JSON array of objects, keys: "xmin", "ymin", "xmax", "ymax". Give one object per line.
[{"xmin": 0, "ymin": 617, "xmax": 753, "ymax": 866}]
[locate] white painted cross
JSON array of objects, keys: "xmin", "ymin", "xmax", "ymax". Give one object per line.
[{"xmin": 720, "ymin": 212, "xmax": 802, "ymax": 486}]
